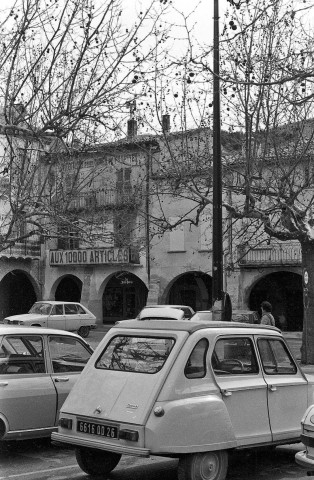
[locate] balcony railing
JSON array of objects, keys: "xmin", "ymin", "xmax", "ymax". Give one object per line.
[
  {"xmin": 0, "ymin": 240, "xmax": 41, "ymax": 258},
  {"xmin": 68, "ymin": 187, "xmax": 137, "ymax": 211},
  {"xmin": 238, "ymin": 242, "xmax": 301, "ymax": 267}
]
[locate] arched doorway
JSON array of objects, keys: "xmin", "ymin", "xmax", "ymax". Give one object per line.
[
  {"xmin": 55, "ymin": 275, "xmax": 82, "ymax": 302},
  {"xmin": 0, "ymin": 270, "xmax": 37, "ymax": 320},
  {"xmin": 166, "ymin": 272, "xmax": 212, "ymax": 312},
  {"xmin": 249, "ymin": 271, "xmax": 303, "ymax": 331},
  {"xmin": 102, "ymin": 272, "xmax": 148, "ymax": 323}
]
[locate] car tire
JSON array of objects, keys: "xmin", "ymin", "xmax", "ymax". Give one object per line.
[
  {"xmin": 178, "ymin": 450, "xmax": 228, "ymax": 480},
  {"xmin": 76, "ymin": 447, "xmax": 121, "ymax": 476},
  {"xmin": 78, "ymin": 325, "xmax": 90, "ymax": 338}
]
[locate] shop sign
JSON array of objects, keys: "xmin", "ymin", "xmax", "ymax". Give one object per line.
[{"xmin": 49, "ymin": 247, "xmax": 131, "ymax": 266}]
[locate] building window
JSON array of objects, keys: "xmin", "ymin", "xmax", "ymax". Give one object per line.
[
  {"xmin": 199, "ymin": 206, "xmax": 212, "ymax": 251},
  {"xmin": 169, "ymin": 216, "xmax": 185, "ymax": 252},
  {"xmin": 113, "ymin": 211, "xmax": 135, "ymax": 247},
  {"xmin": 57, "ymin": 224, "xmax": 79, "ymax": 249}
]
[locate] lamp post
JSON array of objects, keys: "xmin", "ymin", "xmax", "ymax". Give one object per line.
[
  {"xmin": 212, "ymin": 0, "xmax": 224, "ymax": 319},
  {"xmin": 212, "ymin": 0, "xmax": 237, "ymax": 320}
]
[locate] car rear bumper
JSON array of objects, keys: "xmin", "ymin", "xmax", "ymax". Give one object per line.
[{"xmin": 51, "ymin": 432, "xmax": 150, "ymax": 457}]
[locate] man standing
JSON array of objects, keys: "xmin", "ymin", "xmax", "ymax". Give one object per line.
[{"xmin": 260, "ymin": 301, "xmax": 275, "ymax": 326}]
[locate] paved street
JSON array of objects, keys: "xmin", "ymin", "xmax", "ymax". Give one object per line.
[{"xmin": 0, "ymin": 439, "xmax": 310, "ymax": 480}]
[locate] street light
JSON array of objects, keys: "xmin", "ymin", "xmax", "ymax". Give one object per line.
[
  {"xmin": 212, "ymin": 0, "xmax": 240, "ymax": 320},
  {"xmin": 212, "ymin": 0, "xmax": 224, "ymax": 319}
]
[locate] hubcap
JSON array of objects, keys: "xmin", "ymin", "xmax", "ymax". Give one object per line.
[{"xmin": 200, "ymin": 453, "xmax": 219, "ymax": 480}]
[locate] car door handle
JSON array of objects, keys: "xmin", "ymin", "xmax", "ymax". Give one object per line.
[
  {"xmin": 221, "ymin": 389, "xmax": 232, "ymax": 397},
  {"xmin": 268, "ymin": 385, "xmax": 277, "ymax": 392},
  {"xmin": 0, "ymin": 382, "xmax": 8, "ymax": 387},
  {"xmin": 54, "ymin": 377, "xmax": 70, "ymax": 382}
]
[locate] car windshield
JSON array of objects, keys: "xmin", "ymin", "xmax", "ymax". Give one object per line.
[
  {"xmin": 96, "ymin": 335, "xmax": 175, "ymax": 374},
  {"xmin": 28, "ymin": 303, "xmax": 52, "ymax": 315}
]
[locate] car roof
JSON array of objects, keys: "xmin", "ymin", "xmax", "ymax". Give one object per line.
[
  {"xmin": 138, "ymin": 307, "xmax": 185, "ymax": 320},
  {"xmin": 195, "ymin": 310, "xmax": 213, "ymax": 315},
  {"xmin": 0, "ymin": 325, "xmax": 84, "ymax": 337},
  {"xmin": 34, "ymin": 301, "xmax": 81, "ymax": 304},
  {"xmin": 144, "ymin": 305, "xmax": 193, "ymax": 310},
  {"xmin": 114, "ymin": 319, "xmax": 280, "ymax": 334}
]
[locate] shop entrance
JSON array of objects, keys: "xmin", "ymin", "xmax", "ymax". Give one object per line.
[
  {"xmin": 55, "ymin": 276, "xmax": 82, "ymax": 302},
  {"xmin": 102, "ymin": 272, "xmax": 148, "ymax": 323},
  {"xmin": 167, "ymin": 271, "xmax": 212, "ymax": 312},
  {"xmin": 0, "ymin": 270, "xmax": 37, "ymax": 320},
  {"xmin": 249, "ymin": 271, "xmax": 303, "ymax": 331}
]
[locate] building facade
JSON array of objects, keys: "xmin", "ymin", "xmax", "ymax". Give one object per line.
[{"xmin": 0, "ymin": 119, "xmax": 304, "ymax": 331}]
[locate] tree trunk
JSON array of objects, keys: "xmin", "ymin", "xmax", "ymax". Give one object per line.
[{"xmin": 301, "ymin": 242, "xmax": 314, "ymax": 364}]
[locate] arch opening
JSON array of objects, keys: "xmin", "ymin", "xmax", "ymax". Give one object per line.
[
  {"xmin": 55, "ymin": 276, "xmax": 82, "ymax": 302},
  {"xmin": 248, "ymin": 271, "xmax": 303, "ymax": 331},
  {"xmin": 0, "ymin": 270, "xmax": 37, "ymax": 320},
  {"xmin": 166, "ymin": 272, "xmax": 212, "ymax": 312},
  {"xmin": 102, "ymin": 272, "xmax": 148, "ymax": 323}
]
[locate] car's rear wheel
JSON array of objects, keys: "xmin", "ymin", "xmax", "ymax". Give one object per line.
[
  {"xmin": 178, "ymin": 450, "xmax": 228, "ymax": 480},
  {"xmin": 76, "ymin": 447, "xmax": 121, "ymax": 476},
  {"xmin": 77, "ymin": 325, "xmax": 90, "ymax": 338}
]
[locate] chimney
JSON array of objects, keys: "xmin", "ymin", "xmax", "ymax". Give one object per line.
[
  {"xmin": 162, "ymin": 114, "xmax": 170, "ymax": 133},
  {"xmin": 127, "ymin": 118, "xmax": 137, "ymax": 138}
]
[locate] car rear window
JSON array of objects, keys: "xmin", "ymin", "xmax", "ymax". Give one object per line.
[{"xmin": 95, "ymin": 335, "xmax": 175, "ymax": 374}]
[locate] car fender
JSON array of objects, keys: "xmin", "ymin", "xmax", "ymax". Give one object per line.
[
  {"xmin": 145, "ymin": 395, "xmax": 236, "ymax": 454},
  {"xmin": 0, "ymin": 412, "xmax": 9, "ymax": 439}
]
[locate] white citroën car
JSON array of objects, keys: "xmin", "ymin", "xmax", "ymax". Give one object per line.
[{"xmin": 52, "ymin": 319, "xmax": 314, "ymax": 480}]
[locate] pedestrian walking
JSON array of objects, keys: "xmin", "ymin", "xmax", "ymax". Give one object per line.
[{"xmin": 260, "ymin": 301, "xmax": 276, "ymax": 326}]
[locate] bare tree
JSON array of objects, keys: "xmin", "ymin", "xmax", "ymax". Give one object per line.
[
  {"xmin": 135, "ymin": 0, "xmax": 314, "ymax": 362},
  {"xmin": 0, "ymin": 0, "xmax": 172, "ymax": 249}
]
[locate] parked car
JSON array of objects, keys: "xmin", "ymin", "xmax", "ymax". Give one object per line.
[
  {"xmin": 52, "ymin": 319, "xmax": 313, "ymax": 480},
  {"xmin": 138, "ymin": 305, "xmax": 195, "ymax": 320},
  {"xmin": 190, "ymin": 310, "xmax": 213, "ymax": 322},
  {"xmin": 137, "ymin": 307, "xmax": 185, "ymax": 321},
  {"xmin": 190, "ymin": 309, "xmax": 259, "ymax": 324},
  {"xmin": 295, "ymin": 404, "xmax": 314, "ymax": 474},
  {"xmin": 0, "ymin": 326, "xmax": 93, "ymax": 441},
  {"xmin": 3, "ymin": 301, "xmax": 97, "ymax": 338}
]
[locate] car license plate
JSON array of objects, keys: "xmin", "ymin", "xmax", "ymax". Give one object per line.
[{"xmin": 77, "ymin": 420, "xmax": 118, "ymax": 438}]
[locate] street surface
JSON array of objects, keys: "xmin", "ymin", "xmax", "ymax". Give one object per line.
[
  {"xmin": 0, "ymin": 439, "xmax": 310, "ymax": 480},
  {"xmin": 0, "ymin": 327, "xmax": 311, "ymax": 480}
]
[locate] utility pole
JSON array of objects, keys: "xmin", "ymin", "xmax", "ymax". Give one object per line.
[{"xmin": 212, "ymin": 0, "xmax": 224, "ymax": 320}]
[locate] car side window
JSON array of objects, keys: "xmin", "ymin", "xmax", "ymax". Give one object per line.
[
  {"xmin": 258, "ymin": 338, "xmax": 297, "ymax": 375},
  {"xmin": 64, "ymin": 304, "xmax": 78, "ymax": 314},
  {"xmin": 77, "ymin": 305, "xmax": 86, "ymax": 314},
  {"xmin": 211, "ymin": 337, "xmax": 259, "ymax": 375},
  {"xmin": 51, "ymin": 304, "xmax": 64, "ymax": 315},
  {"xmin": 184, "ymin": 338, "xmax": 208, "ymax": 378},
  {"xmin": 49, "ymin": 336, "xmax": 92, "ymax": 373},
  {"xmin": 0, "ymin": 335, "xmax": 46, "ymax": 374}
]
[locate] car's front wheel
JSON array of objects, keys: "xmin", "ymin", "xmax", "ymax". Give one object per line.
[
  {"xmin": 76, "ymin": 447, "xmax": 121, "ymax": 476},
  {"xmin": 178, "ymin": 450, "xmax": 228, "ymax": 480},
  {"xmin": 77, "ymin": 325, "xmax": 90, "ymax": 338}
]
